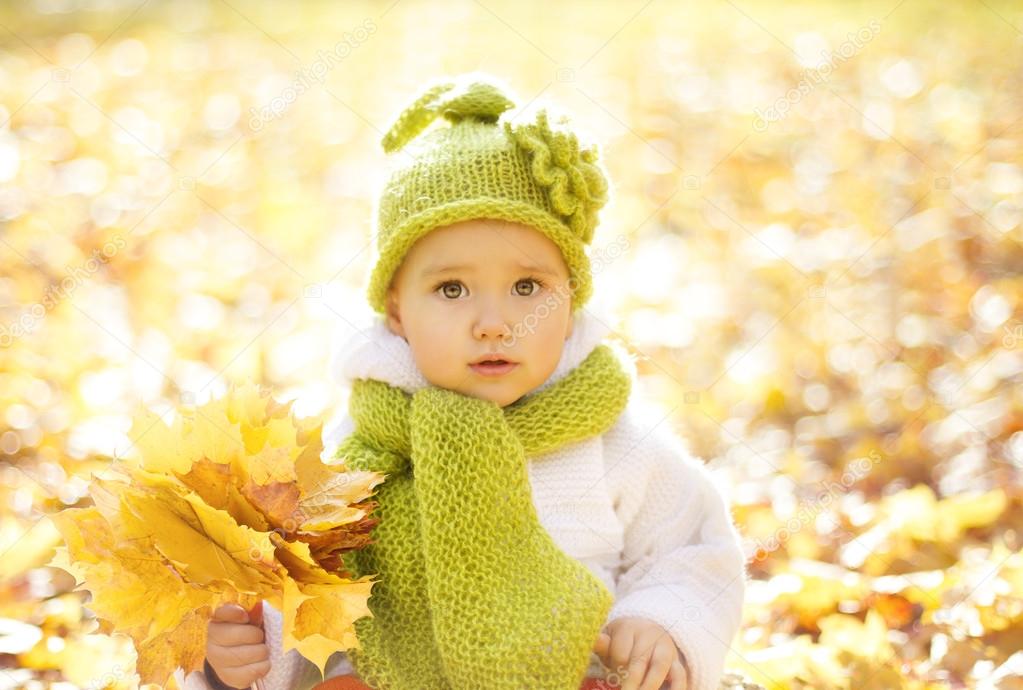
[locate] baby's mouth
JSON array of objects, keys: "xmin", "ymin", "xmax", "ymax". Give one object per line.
[{"xmin": 468, "ymin": 358, "xmax": 518, "ymax": 377}]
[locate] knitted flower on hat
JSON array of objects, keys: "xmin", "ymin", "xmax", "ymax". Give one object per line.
[
  {"xmin": 503, "ymin": 109, "xmax": 608, "ymax": 245},
  {"xmin": 366, "ymin": 73, "xmax": 612, "ymax": 315}
]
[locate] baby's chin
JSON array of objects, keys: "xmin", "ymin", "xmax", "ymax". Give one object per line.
[
  {"xmin": 446, "ymin": 386, "xmax": 522, "ymax": 408},
  {"xmin": 470, "ymin": 380, "xmax": 540, "ymax": 408},
  {"xmin": 422, "ymin": 376, "xmax": 527, "ymax": 408}
]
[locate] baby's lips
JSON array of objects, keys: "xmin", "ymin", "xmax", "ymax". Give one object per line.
[{"xmin": 247, "ymin": 600, "xmax": 264, "ymax": 628}]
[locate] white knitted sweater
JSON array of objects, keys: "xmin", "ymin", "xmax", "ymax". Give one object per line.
[{"xmin": 176, "ymin": 309, "xmax": 747, "ymax": 690}]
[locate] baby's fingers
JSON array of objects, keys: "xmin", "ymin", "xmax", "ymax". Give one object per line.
[
  {"xmin": 636, "ymin": 637, "xmax": 675, "ymax": 690},
  {"xmin": 622, "ymin": 638, "xmax": 657, "ymax": 690},
  {"xmin": 216, "ymin": 658, "xmax": 271, "ymax": 689},
  {"xmin": 208, "ymin": 620, "xmax": 264, "ymax": 646},
  {"xmin": 210, "ymin": 642, "xmax": 268, "ymax": 668},
  {"xmin": 668, "ymin": 657, "xmax": 687, "ymax": 690},
  {"xmin": 212, "ymin": 604, "xmax": 250, "ymax": 624},
  {"xmin": 606, "ymin": 628, "xmax": 635, "ymax": 680}
]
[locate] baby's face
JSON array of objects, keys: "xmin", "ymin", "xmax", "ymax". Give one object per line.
[{"xmin": 385, "ymin": 219, "xmax": 575, "ymax": 407}]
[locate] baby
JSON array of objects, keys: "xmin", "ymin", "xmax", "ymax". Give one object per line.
[{"xmin": 190, "ymin": 73, "xmax": 746, "ymax": 690}]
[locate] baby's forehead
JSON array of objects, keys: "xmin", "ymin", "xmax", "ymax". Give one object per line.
[
  {"xmin": 411, "ymin": 247, "xmax": 563, "ymax": 277},
  {"xmin": 407, "ymin": 220, "xmax": 567, "ymax": 267}
]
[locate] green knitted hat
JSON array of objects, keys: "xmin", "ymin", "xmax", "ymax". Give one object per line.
[{"xmin": 366, "ymin": 73, "xmax": 611, "ymax": 315}]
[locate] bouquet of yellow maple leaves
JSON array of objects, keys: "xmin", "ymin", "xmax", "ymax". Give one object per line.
[{"xmin": 45, "ymin": 383, "xmax": 386, "ymax": 687}]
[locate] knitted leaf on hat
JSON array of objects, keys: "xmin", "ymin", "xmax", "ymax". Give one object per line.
[
  {"xmin": 504, "ymin": 110, "xmax": 610, "ymax": 245},
  {"xmin": 381, "ymin": 79, "xmax": 515, "ymax": 154}
]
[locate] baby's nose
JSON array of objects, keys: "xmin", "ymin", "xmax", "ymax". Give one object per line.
[{"xmin": 472, "ymin": 320, "xmax": 512, "ymax": 340}]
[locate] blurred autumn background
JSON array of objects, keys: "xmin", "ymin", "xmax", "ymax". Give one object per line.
[{"xmin": 1, "ymin": 0, "xmax": 1022, "ymax": 688}]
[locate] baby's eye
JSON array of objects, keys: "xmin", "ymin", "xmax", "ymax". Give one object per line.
[
  {"xmin": 435, "ymin": 281, "xmax": 465, "ymax": 299},
  {"xmin": 514, "ymin": 278, "xmax": 544, "ymax": 297}
]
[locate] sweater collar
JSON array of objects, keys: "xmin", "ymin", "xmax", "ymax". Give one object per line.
[{"xmin": 330, "ymin": 307, "xmax": 618, "ymax": 398}]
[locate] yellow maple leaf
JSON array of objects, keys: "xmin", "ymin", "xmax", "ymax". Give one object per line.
[
  {"xmin": 282, "ymin": 576, "xmax": 374, "ymax": 672},
  {"xmin": 818, "ymin": 610, "xmax": 893, "ymax": 659}
]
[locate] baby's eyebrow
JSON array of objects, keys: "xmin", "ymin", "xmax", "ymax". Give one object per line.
[
  {"xmin": 421, "ymin": 261, "xmax": 561, "ymax": 277},
  {"xmin": 422, "ymin": 263, "xmax": 474, "ymax": 276}
]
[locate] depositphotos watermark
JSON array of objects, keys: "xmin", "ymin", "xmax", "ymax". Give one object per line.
[
  {"xmin": 0, "ymin": 235, "xmax": 127, "ymax": 347},
  {"xmin": 499, "ymin": 234, "xmax": 632, "ymax": 348},
  {"xmin": 753, "ymin": 19, "xmax": 881, "ymax": 132},
  {"xmin": 247, "ymin": 19, "xmax": 377, "ymax": 133},
  {"xmin": 751, "ymin": 450, "xmax": 882, "ymax": 561},
  {"xmin": 1003, "ymin": 322, "xmax": 1023, "ymax": 349},
  {"xmin": 246, "ymin": 470, "xmax": 366, "ymax": 561},
  {"xmin": 84, "ymin": 664, "xmax": 125, "ymax": 690}
]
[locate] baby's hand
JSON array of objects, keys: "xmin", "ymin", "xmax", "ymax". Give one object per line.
[
  {"xmin": 593, "ymin": 616, "xmax": 687, "ymax": 690},
  {"xmin": 205, "ymin": 602, "xmax": 270, "ymax": 690}
]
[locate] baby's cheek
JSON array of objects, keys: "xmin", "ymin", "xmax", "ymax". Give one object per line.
[
  {"xmin": 406, "ymin": 343, "xmax": 449, "ymax": 385},
  {"xmin": 525, "ymin": 341, "xmax": 564, "ymax": 386}
]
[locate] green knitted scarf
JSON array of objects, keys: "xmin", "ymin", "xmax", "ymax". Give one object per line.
[{"xmin": 334, "ymin": 344, "xmax": 632, "ymax": 690}]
